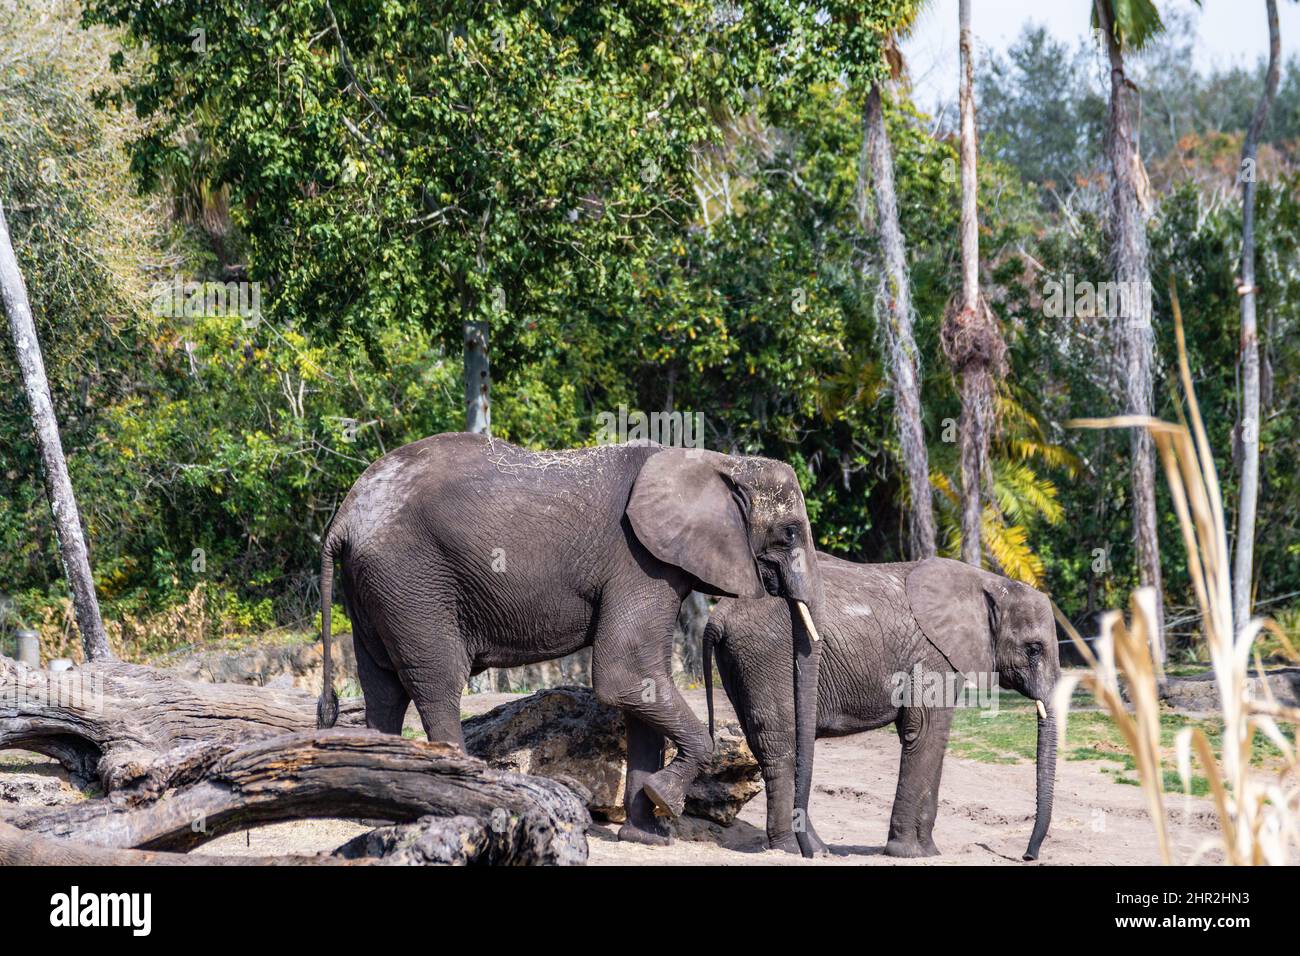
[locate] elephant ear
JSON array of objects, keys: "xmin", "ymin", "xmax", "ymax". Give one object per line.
[
  {"xmin": 906, "ymin": 557, "xmax": 997, "ymax": 681},
  {"xmin": 626, "ymin": 449, "xmax": 766, "ymax": 599}
]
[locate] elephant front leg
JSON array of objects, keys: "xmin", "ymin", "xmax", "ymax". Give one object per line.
[
  {"xmin": 634, "ymin": 676, "xmax": 714, "ymax": 822},
  {"xmin": 884, "ymin": 705, "xmax": 954, "ymax": 858},
  {"xmin": 595, "ymin": 664, "xmax": 713, "ymax": 839},
  {"xmin": 617, "ymin": 714, "xmax": 672, "ymax": 846},
  {"xmin": 754, "ymin": 744, "xmax": 827, "ymax": 856}
]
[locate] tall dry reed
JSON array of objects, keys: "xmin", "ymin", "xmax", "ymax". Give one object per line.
[{"xmin": 1060, "ymin": 279, "xmax": 1299, "ymax": 864}]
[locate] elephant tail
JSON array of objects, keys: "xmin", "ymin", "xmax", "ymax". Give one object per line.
[
  {"xmin": 316, "ymin": 529, "xmax": 342, "ymax": 729},
  {"xmin": 702, "ymin": 619, "xmax": 720, "ymax": 740}
]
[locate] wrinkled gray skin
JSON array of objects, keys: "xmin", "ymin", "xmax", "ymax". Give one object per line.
[
  {"xmin": 705, "ymin": 553, "xmax": 1059, "ymax": 860},
  {"xmin": 317, "ymin": 433, "xmax": 826, "ymax": 853}
]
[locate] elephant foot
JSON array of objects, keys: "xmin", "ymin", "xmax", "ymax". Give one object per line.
[
  {"xmin": 884, "ymin": 837, "xmax": 941, "ymax": 859},
  {"xmin": 769, "ymin": 830, "xmax": 830, "ymax": 858},
  {"xmin": 768, "ymin": 833, "xmax": 802, "ymax": 855},
  {"xmin": 618, "ymin": 819, "xmax": 672, "ymax": 847},
  {"xmin": 798, "ymin": 829, "xmax": 831, "ymax": 859},
  {"xmin": 642, "ymin": 765, "xmax": 692, "ymax": 820}
]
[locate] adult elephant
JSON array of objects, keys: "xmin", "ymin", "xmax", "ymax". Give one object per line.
[
  {"xmin": 317, "ymin": 433, "xmax": 826, "ymax": 853},
  {"xmin": 704, "ymin": 553, "xmax": 1059, "ymax": 860}
]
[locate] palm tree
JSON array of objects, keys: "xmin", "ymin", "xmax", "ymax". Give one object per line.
[
  {"xmin": 942, "ymin": 0, "xmax": 1007, "ymax": 567},
  {"xmin": 1091, "ymin": 0, "xmax": 1180, "ymax": 663},
  {"xmin": 0, "ymin": 201, "xmax": 111, "ymax": 661},
  {"xmin": 1233, "ymin": 0, "xmax": 1281, "ymax": 637},
  {"xmin": 859, "ymin": 8, "xmax": 936, "ymax": 560},
  {"xmin": 933, "ymin": 388, "xmax": 1080, "ymax": 587}
]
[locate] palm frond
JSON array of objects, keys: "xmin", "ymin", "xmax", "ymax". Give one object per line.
[{"xmin": 981, "ymin": 512, "xmax": 1046, "ymax": 586}]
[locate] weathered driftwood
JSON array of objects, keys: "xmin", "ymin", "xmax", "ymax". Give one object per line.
[
  {"xmin": 0, "ymin": 657, "xmax": 364, "ymax": 791},
  {"xmin": 0, "ymin": 814, "xmax": 510, "ymax": 866},
  {"xmin": 2, "ymin": 731, "xmax": 590, "ymax": 866},
  {"xmin": 0, "ymin": 819, "xmax": 352, "ymax": 865},
  {"xmin": 2, "ymin": 658, "xmax": 589, "ymax": 864}
]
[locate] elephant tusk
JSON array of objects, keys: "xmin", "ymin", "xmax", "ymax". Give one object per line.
[
  {"xmin": 1035, "ymin": 699, "xmax": 1048, "ymax": 720},
  {"xmin": 796, "ymin": 600, "xmax": 821, "ymax": 643}
]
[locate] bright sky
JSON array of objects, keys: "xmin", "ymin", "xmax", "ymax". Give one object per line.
[{"xmin": 902, "ymin": 0, "xmax": 1300, "ymax": 112}]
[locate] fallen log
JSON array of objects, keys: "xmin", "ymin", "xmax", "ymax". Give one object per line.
[
  {"xmin": 0, "ymin": 814, "xmax": 505, "ymax": 866},
  {"xmin": 0, "ymin": 657, "xmax": 364, "ymax": 792},
  {"xmin": 0, "ymin": 819, "xmax": 351, "ymax": 865},
  {"xmin": 2, "ymin": 731, "xmax": 590, "ymax": 865}
]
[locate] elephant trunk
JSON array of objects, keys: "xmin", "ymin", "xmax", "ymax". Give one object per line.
[
  {"xmin": 1023, "ymin": 699, "xmax": 1056, "ymax": 860},
  {"xmin": 791, "ymin": 597, "xmax": 823, "ymax": 858}
]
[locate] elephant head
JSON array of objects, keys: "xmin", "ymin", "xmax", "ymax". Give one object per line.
[
  {"xmin": 627, "ymin": 447, "xmax": 825, "ymax": 856},
  {"xmin": 906, "ymin": 557, "xmax": 1060, "ymax": 861}
]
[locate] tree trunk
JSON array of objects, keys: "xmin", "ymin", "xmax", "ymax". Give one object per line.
[
  {"xmin": 943, "ymin": 0, "xmax": 1005, "ymax": 568},
  {"xmin": 1095, "ymin": 0, "xmax": 1165, "ymax": 661},
  {"xmin": 0, "ymin": 658, "xmax": 590, "ymax": 865},
  {"xmin": 1233, "ymin": 0, "xmax": 1281, "ymax": 637},
  {"xmin": 958, "ymin": 0, "xmax": 980, "ymax": 336},
  {"xmin": 861, "ymin": 82, "xmax": 936, "ymax": 560},
  {"xmin": 957, "ymin": 0, "xmax": 982, "ymax": 567},
  {"xmin": 0, "ymin": 201, "xmax": 111, "ymax": 661},
  {"xmin": 0, "ymin": 655, "xmax": 363, "ymax": 791},
  {"xmin": 463, "ymin": 319, "xmax": 491, "ymax": 435},
  {"xmin": 2, "ymin": 731, "xmax": 590, "ymax": 865}
]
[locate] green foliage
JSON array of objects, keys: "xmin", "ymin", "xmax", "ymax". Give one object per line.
[
  {"xmin": 979, "ymin": 12, "xmax": 1300, "ymax": 190},
  {"xmin": 1092, "ymin": 0, "xmax": 1174, "ymax": 52},
  {"xmin": 0, "ymin": 2, "xmax": 160, "ymax": 602},
  {"xmin": 2, "ymin": 3, "xmax": 1299, "ymax": 661},
  {"xmin": 81, "ymin": 0, "xmax": 890, "ymax": 363},
  {"xmin": 976, "ymin": 26, "xmax": 1108, "ymax": 194}
]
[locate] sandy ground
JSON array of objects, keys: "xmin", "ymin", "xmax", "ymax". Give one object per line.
[
  {"xmin": 3, "ymin": 689, "xmax": 1224, "ymax": 865},
  {"xmin": 582, "ymin": 690, "xmax": 1223, "ymax": 866}
]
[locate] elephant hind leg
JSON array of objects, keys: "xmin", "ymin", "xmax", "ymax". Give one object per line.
[
  {"xmin": 364, "ymin": 601, "xmax": 469, "ymax": 749},
  {"xmin": 884, "ymin": 705, "xmax": 953, "ymax": 858},
  {"xmin": 402, "ymin": 659, "xmax": 470, "ymax": 749},
  {"xmin": 355, "ymin": 631, "xmax": 411, "ymax": 734}
]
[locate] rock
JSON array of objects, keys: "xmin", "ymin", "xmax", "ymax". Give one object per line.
[
  {"xmin": 678, "ymin": 722, "xmax": 760, "ymax": 825},
  {"xmin": 464, "ymin": 687, "xmax": 626, "ymax": 817},
  {"xmin": 463, "ymin": 686, "xmax": 761, "ymax": 826},
  {"xmin": 0, "ymin": 752, "xmax": 87, "ymax": 807},
  {"xmin": 334, "ymin": 815, "xmax": 491, "ymax": 865},
  {"xmin": 161, "ymin": 635, "xmax": 357, "ymax": 693},
  {"xmin": 1161, "ymin": 667, "xmax": 1300, "ymax": 712}
]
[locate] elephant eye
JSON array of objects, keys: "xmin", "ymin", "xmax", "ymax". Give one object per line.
[{"xmin": 1027, "ymin": 642, "xmax": 1043, "ymax": 660}]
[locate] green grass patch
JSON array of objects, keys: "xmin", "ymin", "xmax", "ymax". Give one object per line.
[{"xmin": 946, "ymin": 690, "xmax": 1291, "ymax": 795}]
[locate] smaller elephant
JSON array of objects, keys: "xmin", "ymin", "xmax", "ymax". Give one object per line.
[{"xmin": 704, "ymin": 554, "xmax": 1059, "ymax": 860}]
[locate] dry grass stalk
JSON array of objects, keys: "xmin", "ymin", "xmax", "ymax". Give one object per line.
[{"xmin": 1060, "ymin": 279, "xmax": 1299, "ymax": 865}]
